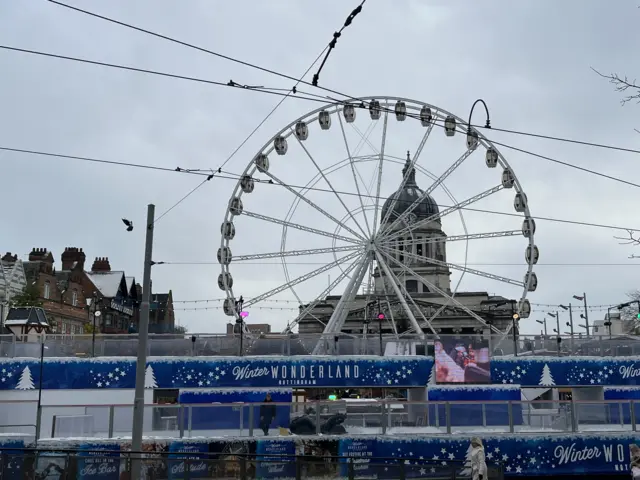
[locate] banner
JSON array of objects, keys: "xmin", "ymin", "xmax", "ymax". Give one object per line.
[
  {"xmin": 255, "ymin": 440, "xmax": 296, "ymax": 480},
  {"xmin": 5, "ymin": 355, "xmax": 640, "ymax": 389},
  {"xmin": 167, "ymin": 442, "xmax": 210, "ymax": 479},
  {"xmin": 76, "ymin": 443, "xmax": 120, "ymax": 480}
]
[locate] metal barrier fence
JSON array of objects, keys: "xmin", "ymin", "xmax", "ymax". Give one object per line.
[
  {"xmin": 3, "ymin": 398, "xmax": 640, "ymax": 441},
  {"xmin": 0, "ymin": 448, "xmax": 504, "ymax": 480},
  {"xmin": 1, "ymin": 332, "xmax": 637, "ymax": 358}
]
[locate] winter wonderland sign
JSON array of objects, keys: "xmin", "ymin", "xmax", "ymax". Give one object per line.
[{"xmin": 0, "ymin": 356, "xmax": 431, "ymax": 389}]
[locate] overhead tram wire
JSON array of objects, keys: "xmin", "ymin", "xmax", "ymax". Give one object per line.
[
  {"xmin": 5, "ymin": 44, "xmax": 640, "ymax": 159},
  {"xmin": 2, "ymin": 144, "xmax": 640, "ymax": 234},
  {"xmin": 152, "ymin": 43, "xmax": 329, "ymax": 225},
  {"xmin": 4, "ymin": 48, "xmax": 640, "ymax": 192},
  {"xmin": 43, "ymin": 0, "xmax": 640, "ymax": 157}
]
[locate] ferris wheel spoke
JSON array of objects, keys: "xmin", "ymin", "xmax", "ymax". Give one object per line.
[
  {"xmin": 337, "ymin": 114, "xmax": 373, "ymax": 238},
  {"xmin": 383, "ymin": 185, "xmax": 504, "ymax": 241},
  {"xmin": 372, "ymin": 250, "xmax": 426, "ymax": 336},
  {"xmin": 377, "ymin": 248, "xmax": 501, "ymax": 334},
  {"xmin": 380, "ymin": 230, "xmax": 522, "ymax": 249},
  {"xmin": 381, "ymin": 148, "xmax": 474, "ymax": 236},
  {"xmin": 313, "ymin": 253, "xmax": 371, "ymax": 350},
  {"xmin": 243, "ymin": 210, "xmax": 361, "ymax": 245},
  {"xmin": 380, "ymin": 245, "xmax": 525, "ymax": 287},
  {"xmin": 370, "ymin": 110, "xmax": 390, "ymax": 238},
  {"xmin": 260, "ymin": 169, "xmax": 366, "ymax": 241},
  {"xmin": 373, "ymin": 256, "xmax": 436, "ymax": 335},
  {"xmin": 234, "ymin": 245, "xmax": 360, "ymax": 262},
  {"xmin": 290, "ymin": 128, "xmax": 369, "ymax": 239},
  {"xmin": 283, "ymin": 256, "xmax": 362, "ymax": 334},
  {"xmin": 244, "ymin": 250, "xmax": 362, "ymax": 308}
]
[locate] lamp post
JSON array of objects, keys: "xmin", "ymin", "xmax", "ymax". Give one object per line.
[
  {"xmin": 34, "ymin": 339, "xmax": 48, "ymax": 446},
  {"xmin": 378, "ymin": 312, "xmax": 385, "ymax": 357},
  {"xmin": 235, "ymin": 296, "xmax": 246, "ymax": 356},
  {"xmin": 560, "ymin": 304, "xmax": 574, "ymax": 352},
  {"xmin": 511, "ymin": 313, "xmax": 519, "ymax": 356},
  {"xmin": 548, "ymin": 312, "xmax": 560, "ymax": 356},
  {"xmin": 131, "ymin": 204, "xmax": 156, "ymax": 480},
  {"xmin": 573, "ymin": 294, "xmax": 589, "ymax": 337},
  {"xmin": 605, "ymin": 306, "xmax": 615, "ymax": 339},
  {"xmin": 536, "ymin": 319, "xmax": 547, "ymax": 336}
]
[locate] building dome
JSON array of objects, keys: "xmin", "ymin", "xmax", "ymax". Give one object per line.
[{"xmin": 381, "ymin": 152, "xmax": 440, "ymax": 226}]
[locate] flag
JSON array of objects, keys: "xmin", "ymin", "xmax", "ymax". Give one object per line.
[{"xmin": 573, "ymin": 295, "xmax": 584, "ymax": 301}]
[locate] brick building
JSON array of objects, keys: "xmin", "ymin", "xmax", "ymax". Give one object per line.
[
  {"xmin": 24, "ymin": 248, "xmax": 90, "ymax": 334},
  {"xmin": 148, "ymin": 291, "xmax": 176, "ymax": 333}
]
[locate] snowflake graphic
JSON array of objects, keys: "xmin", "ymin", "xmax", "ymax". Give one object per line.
[{"xmin": 91, "ymin": 364, "xmax": 131, "ymax": 388}]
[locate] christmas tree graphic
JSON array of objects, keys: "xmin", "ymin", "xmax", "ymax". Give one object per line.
[
  {"xmin": 460, "ymin": 443, "xmax": 473, "ymax": 477},
  {"xmin": 428, "ymin": 364, "xmax": 435, "ymax": 385},
  {"xmin": 15, "ymin": 366, "xmax": 35, "ymax": 390},
  {"xmin": 539, "ymin": 363, "xmax": 555, "ymax": 386},
  {"xmin": 144, "ymin": 365, "xmax": 157, "ymax": 389}
]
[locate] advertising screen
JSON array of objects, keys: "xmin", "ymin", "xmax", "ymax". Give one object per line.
[{"xmin": 434, "ymin": 336, "xmax": 491, "ymax": 383}]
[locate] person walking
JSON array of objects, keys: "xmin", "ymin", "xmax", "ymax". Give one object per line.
[
  {"xmin": 470, "ymin": 437, "xmax": 488, "ymax": 480},
  {"xmin": 630, "ymin": 444, "xmax": 640, "ymax": 479},
  {"xmin": 259, "ymin": 393, "xmax": 276, "ymax": 436}
]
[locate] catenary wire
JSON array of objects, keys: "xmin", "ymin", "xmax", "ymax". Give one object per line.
[
  {"xmin": 41, "ymin": 1, "xmax": 640, "ymax": 157},
  {"xmin": 4, "ymin": 43, "xmax": 640, "ymax": 161},
  {"xmin": 152, "ymin": 44, "xmax": 328, "ymax": 224},
  {"xmin": 2, "ymin": 144, "xmax": 640, "ymax": 234},
  {"xmin": 4, "ymin": 44, "xmax": 640, "ymax": 193}
]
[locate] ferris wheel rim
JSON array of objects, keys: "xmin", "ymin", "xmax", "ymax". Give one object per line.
[{"xmin": 218, "ymin": 95, "xmax": 535, "ymax": 338}]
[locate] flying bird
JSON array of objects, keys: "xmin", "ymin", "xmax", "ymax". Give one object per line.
[{"xmin": 122, "ymin": 218, "xmax": 134, "ymax": 232}]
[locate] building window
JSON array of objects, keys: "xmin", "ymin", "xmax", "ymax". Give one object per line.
[
  {"xmin": 72, "ymin": 289, "xmax": 78, "ymax": 306},
  {"xmin": 43, "ymin": 281, "xmax": 50, "ymax": 299},
  {"xmin": 416, "ymin": 240, "xmax": 423, "ymax": 257},
  {"xmin": 405, "ymin": 279, "xmax": 418, "ymax": 293}
]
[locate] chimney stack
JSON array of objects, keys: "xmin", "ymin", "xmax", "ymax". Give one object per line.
[
  {"xmin": 61, "ymin": 247, "xmax": 86, "ymax": 270},
  {"xmin": 1, "ymin": 252, "xmax": 17, "ymax": 263},
  {"xmin": 28, "ymin": 248, "xmax": 53, "ymax": 265},
  {"xmin": 91, "ymin": 257, "xmax": 111, "ymax": 272}
]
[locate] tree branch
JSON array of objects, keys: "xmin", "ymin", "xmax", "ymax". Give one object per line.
[
  {"xmin": 613, "ymin": 229, "xmax": 640, "ymax": 245},
  {"xmin": 592, "ymin": 68, "xmax": 640, "ymax": 105}
]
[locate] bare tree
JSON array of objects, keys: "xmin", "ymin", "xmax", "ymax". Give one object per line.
[{"xmin": 619, "ymin": 290, "xmax": 640, "ymax": 335}]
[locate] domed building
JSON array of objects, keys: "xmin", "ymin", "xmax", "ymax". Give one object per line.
[{"xmin": 297, "ymin": 153, "xmax": 521, "ymax": 338}]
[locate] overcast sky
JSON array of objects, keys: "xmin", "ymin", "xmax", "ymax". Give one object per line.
[{"xmin": 1, "ymin": 0, "xmax": 640, "ymax": 336}]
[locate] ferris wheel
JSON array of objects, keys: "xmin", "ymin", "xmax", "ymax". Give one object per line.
[{"xmin": 218, "ymin": 96, "xmax": 537, "ymax": 344}]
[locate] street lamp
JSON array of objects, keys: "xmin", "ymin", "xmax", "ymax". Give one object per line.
[
  {"xmin": 511, "ymin": 313, "xmax": 519, "ymax": 356},
  {"xmin": 377, "ymin": 312, "xmax": 385, "ymax": 357},
  {"xmin": 548, "ymin": 311, "xmax": 561, "ymax": 355},
  {"xmin": 559, "ymin": 304, "xmax": 574, "ymax": 336},
  {"xmin": 536, "ymin": 319, "xmax": 547, "ymax": 336},
  {"xmin": 573, "ymin": 294, "xmax": 589, "ymax": 337},
  {"xmin": 235, "ymin": 296, "xmax": 246, "ymax": 356}
]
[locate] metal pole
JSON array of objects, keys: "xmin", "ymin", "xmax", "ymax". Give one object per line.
[
  {"xmin": 582, "ymin": 293, "xmax": 590, "ymax": 338},
  {"xmin": 378, "ymin": 300, "xmax": 383, "ymax": 356},
  {"xmin": 556, "ymin": 311, "xmax": 561, "ymax": 356},
  {"xmin": 35, "ymin": 337, "xmax": 45, "ymax": 446},
  {"xmin": 512, "ymin": 314, "xmax": 518, "ymax": 357},
  {"xmin": 568, "ymin": 304, "xmax": 574, "ymax": 335},
  {"xmin": 131, "ymin": 204, "xmax": 155, "ymax": 480},
  {"xmin": 91, "ymin": 304, "xmax": 96, "ymax": 357}
]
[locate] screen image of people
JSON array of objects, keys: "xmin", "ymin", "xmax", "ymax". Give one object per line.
[{"xmin": 434, "ymin": 336, "xmax": 491, "ymax": 383}]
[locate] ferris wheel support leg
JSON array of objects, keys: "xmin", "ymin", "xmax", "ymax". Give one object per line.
[
  {"xmin": 373, "ymin": 249, "xmax": 424, "ymax": 338},
  {"xmin": 312, "ymin": 255, "xmax": 370, "ymax": 355}
]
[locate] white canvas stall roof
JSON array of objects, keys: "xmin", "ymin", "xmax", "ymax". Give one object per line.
[
  {"xmin": 86, "ymin": 271, "xmax": 125, "ymax": 298},
  {"xmin": 521, "ymin": 388, "xmax": 551, "ymax": 401}
]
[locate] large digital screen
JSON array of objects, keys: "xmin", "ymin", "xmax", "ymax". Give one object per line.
[{"xmin": 434, "ymin": 336, "xmax": 491, "ymax": 384}]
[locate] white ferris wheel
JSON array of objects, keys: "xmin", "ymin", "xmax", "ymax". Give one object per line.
[{"xmin": 218, "ymin": 96, "xmax": 538, "ymax": 347}]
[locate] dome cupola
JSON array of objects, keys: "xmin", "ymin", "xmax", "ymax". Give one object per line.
[{"xmin": 380, "ymin": 151, "xmax": 440, "ymax": 227}]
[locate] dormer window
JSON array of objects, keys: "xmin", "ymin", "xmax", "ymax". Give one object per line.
[{"xmin": 43, "ymin": 281, "xmax": 50, "ymax": 299}]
